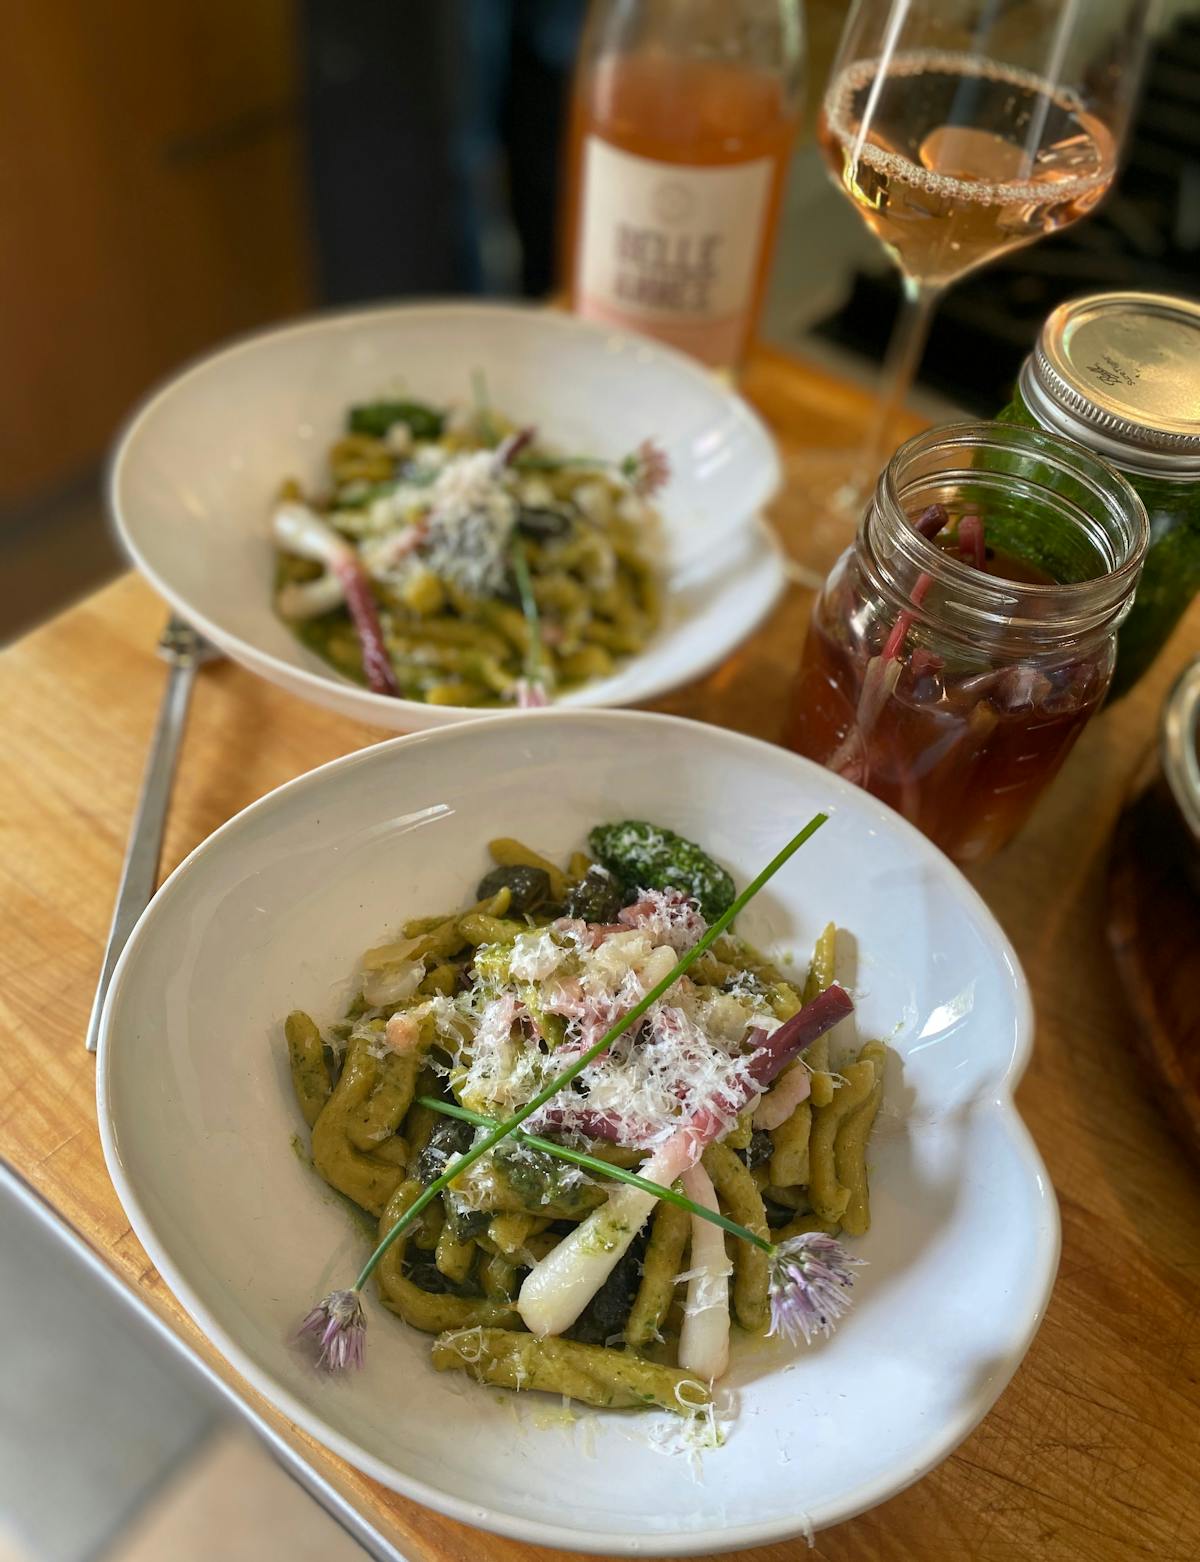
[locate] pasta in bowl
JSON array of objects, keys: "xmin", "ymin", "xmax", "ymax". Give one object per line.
[
  {"xmin": 109, "ymin": 303, "xmax": 786, "ymax": 731},
  {"xmin": 287, "ymin": 823, "xmax": 890, "ymax": 1409},
  {"xmin": 96, "ymin": 711, "xmax": 1056, "ymax": 1553},
  {"xmin": 273, "ymin": 389, "xmax": 664, "ymax": 707}
]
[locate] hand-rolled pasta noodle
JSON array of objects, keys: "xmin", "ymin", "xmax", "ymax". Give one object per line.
[
  {"xmin": 310, "ymin": 1034, "xmax": 413, "ymax": 1216},
  {"xmin": 768, "ymin": 1100, "xmax": 811, "ymax": 1189},
  {"xmin": 431, "ymin": 1328, "xmax": 710, "ymax": 1413},
  {"xmin": 435, "ymin": 1222, "xmax": 477, "ymax": 1284},
  {"xmin": 807, "ymin": 1059, "xmax": 877, "ymax": 1225},
  {"xmin": 486, "ymin": 1212, "xmax": 544, "ymax": 1257},
  {"xmin": 625, "ymin": 1202, "xmax": 690, "ymax": 1348},
  {"xmin": 803, "ymin": 923, "xmax": 839, "ymax": 1108},
  {"xmin": 701, "ymin": 1141, "xmax": 770, "ymax": 1334},
  {"xmin": 457, "ymin": 911, "xmax": 526, "ymax": 946},
  {"xmin": 480, "ymin": 1252, "xmax": 519, "ymax": 1302},
  {"xmin": 376, "ymin": 1181, "xmax": 519, "ymax": 1334},
  {"xmin": 776, "ymin": 1213, "xmax": 842, "ymax": 1241},
  {"xmin": 344, "ymin": 1028, "xmax": 424, "ymax": 1153},
  {"xmin": 834, "ymin": 1042, "xmax": 887, "ymax": 1237},
  {"xmin": 285, "ymin": 1011, "xmax": 330, "ymax": 1127}
]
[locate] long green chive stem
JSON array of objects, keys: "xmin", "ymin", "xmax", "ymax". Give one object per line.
[
  {"xmin": 419, "ymin": 1095, "xmax": 773, "ymax": 1254},
  {"xmin": 352, "ymin": 812, "xmax": 828, "ymax": 1292},
  {"xmin": 509, "ymin": 538, "xmax": 545, "ymax": 690}
]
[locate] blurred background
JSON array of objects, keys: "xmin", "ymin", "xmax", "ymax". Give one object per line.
[
  {"xmin": 1, "ymin": 3, "xmax": 1199, "ymax": 1559},
  {"xmin": 5, "ymin": 0, "xmax": 1199, "ymax": 643}
]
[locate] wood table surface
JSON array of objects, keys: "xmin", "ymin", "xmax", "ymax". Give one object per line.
[{"xmin": 2, "ymin": 345, "xmax": 1198, "ymax": 1562}]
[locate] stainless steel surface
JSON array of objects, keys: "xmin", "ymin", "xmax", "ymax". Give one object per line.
[
  {"xmin": 0, "ymin": 1163, "xmax": 408, "ymax": 1562},
  {"xmin": 1162, "ymin": 654, "xmax": 1200, "ymax": 850},
  {"xmin": 84, "ymin": 617, "xmax": 218, "ymax": 1053}
]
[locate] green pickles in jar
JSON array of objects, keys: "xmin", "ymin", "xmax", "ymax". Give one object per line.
[{"xmin": 997, "ymin": 291, "xmax": 1200, "ymax": 700}]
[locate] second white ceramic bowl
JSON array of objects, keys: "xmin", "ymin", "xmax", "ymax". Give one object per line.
[{"xmin": 109, "ymin": 303, "xmax": 785, "ymax": 729}]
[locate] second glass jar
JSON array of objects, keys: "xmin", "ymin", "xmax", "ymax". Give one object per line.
[{"xmin": 788, "ymin": 422, "xmax": 1149, "ymax": 864}]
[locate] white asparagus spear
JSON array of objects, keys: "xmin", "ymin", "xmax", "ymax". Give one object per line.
[
  {"xmin": 517, "ymin": 1134, "xmax": 693, "ymax": 1338},
  {"xmin": 272, "ymin": 500, "xmax": 358, "ymax": 568},
  {"xmin": 677, "ymin": 1163, "xmax": 731, "ymax": 1380},
  {"xmin": 276, "ymin": 572, "xmax": 347, "ymax": 620},
  {"xmin": 517, "ymin": 985, "xmax": 856, "ymax": 1338},
  {"xmin": 271, "ymin": 501, "xmax": 400, "ymax": 696}
]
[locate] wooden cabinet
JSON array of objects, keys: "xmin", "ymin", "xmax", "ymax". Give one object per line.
[{"xmin": 0, "ymin": 1, "xmax": 313, "ymax": 505}]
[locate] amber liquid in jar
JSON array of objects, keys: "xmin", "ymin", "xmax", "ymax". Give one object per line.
[
  {"xmin": 565, "ymin": 53, "xmax": 798, "ymax": 367},
  {"xmin": 790, "ymin": 518, "xmax": 1114, "ymax": 863}
]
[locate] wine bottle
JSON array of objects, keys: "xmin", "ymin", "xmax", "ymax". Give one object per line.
[{"xmin": 564, "ymin": 0, "xmax": 803, "ymax": 373}]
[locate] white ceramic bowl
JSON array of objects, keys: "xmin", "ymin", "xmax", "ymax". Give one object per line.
[
  {"xmin": 97, "ymin": 712, "xmax": 1058, "ymax": 1554},
  {"xmin": 108, "ymin": 304, "xmax": 785, "ymax": 729}
]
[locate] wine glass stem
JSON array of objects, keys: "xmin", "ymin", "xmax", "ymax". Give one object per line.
[{"xmin": 858, "ymin": 277, "xmax": 942, "ymax": 486}]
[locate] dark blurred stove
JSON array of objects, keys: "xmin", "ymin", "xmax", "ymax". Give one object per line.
[{"xmin": 814, "ymin": 12, "xmax": 1200, "ymax": 415}]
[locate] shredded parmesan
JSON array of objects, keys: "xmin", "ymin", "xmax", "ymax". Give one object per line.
[{"xmin": 421, "ymin": 449, "xmax": 517, "ymax": 594}]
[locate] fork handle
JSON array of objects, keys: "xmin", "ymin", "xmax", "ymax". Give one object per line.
[{"xmin": 85, "ymin": 656, "xmax": 200, "ymax": 1053}]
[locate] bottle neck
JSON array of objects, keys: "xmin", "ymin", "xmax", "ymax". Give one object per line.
[{"xmin": 859, "ymin": 421, "xmax": 1149, "ymax": 656}]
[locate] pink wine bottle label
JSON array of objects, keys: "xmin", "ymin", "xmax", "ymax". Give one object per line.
[{"xmin": 575, "ymin": 136, "xmax": 773, "ymax": 367}]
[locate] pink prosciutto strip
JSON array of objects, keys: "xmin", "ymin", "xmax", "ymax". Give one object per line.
[
  {"xmin": 516, "ymin": 984, "xmax": 854, "ymax": 1336},
  {"xmin": 536, "ymin": 984, "xmax": 853, "ymax": 1147}
]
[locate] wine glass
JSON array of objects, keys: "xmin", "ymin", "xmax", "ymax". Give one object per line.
[{"xmin": 792, "ymin": 0, "xmax": 1151, "ymax": 575}]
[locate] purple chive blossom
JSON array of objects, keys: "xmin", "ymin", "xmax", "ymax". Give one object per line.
[
  {"xmin": 767, "ymin": 1232, "xmax": 864, "ymax": 1345},
  {"xmin": 296, "ymin": 1288, "xmax": 367, "ymax": 1371},
  {"xmin": 620, "ymin": 439, "xmax": 671, "ymax": 499}
]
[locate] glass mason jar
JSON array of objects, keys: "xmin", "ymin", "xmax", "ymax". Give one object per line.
[
  {"xmin": 788, "ymin": 421, "xmax": 1149, "ymax": 864},
  {"xmin": 998, "ymin": 290, "xmax": 1200, "ymax": 700}
]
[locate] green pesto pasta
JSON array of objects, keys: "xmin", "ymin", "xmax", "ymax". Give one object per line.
[
  {"xmin": 803, "ymin": 923, "xmax": 839, "ymax": 1108},
  {"xmin": 625, "ymin": 1202, "xmax": 690, "ymax": 1348},
  {"xmin": 835, "ymin": 1042, "xmax": 887, "ymax": 1238},
  {"xmin": 768, "ymin": 1100, "xmax": 811, "ymax": 1189},
  {"xmin": 284, "ymin": 1011, "xmax": 330, "ymax": 1128},
  {"xmin": 808, "ymin": 1059, "xmax": 878, "ymax": 1226},
  {"xmin": 431, "ymin": 1328, "xmax": 709, "ymax": 1414},
  {"xmin": 310, "ymin": 1034, "xmax": 412, "ymax": 1216},
  {"xmin": 702, "ymin": 1142, "xmax": 771, "ymax": 1334},
  {"xmin": 283, "ymin": 834, "xmax": 895, "ymax": 1414},
  {"xmin": 272, "ymin": 393, "xmax": 663, "ymax": 707},
  {"xmin": 377, "ymin": 1181, "xmax": 519, "ymax": 1334}
]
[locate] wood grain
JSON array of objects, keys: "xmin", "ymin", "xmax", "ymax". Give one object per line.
[
  {"xmin": 1, "ymin": 345, "xmax": 1199, "ymax": 1561},
  {"xmin": 1108, "ymin": 764, "xmax": 1200, "ymax": 1164}
]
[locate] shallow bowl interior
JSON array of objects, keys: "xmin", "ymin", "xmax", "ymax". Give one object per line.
[{"xmin": 98, "ymin": 711, "xmax": 1056, "ymax": 1554}]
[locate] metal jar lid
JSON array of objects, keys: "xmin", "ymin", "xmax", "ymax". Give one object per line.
[{"xmin": 1019, "ymin": 291, "xmax": 1200, "ymax": 477}]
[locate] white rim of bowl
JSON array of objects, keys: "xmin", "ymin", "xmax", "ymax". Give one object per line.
[
  {"xmin": 106, "ymin": 301, "xmax": 784, "ymax": 720},
  {"xmin": 96, "ymin": 708, "xmax": 1058, "ymax": 1556}
]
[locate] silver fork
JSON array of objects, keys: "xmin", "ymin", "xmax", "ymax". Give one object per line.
[{"xmin": 85, "ymin": 616, "xmax": 220, "ymax": 1053}]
